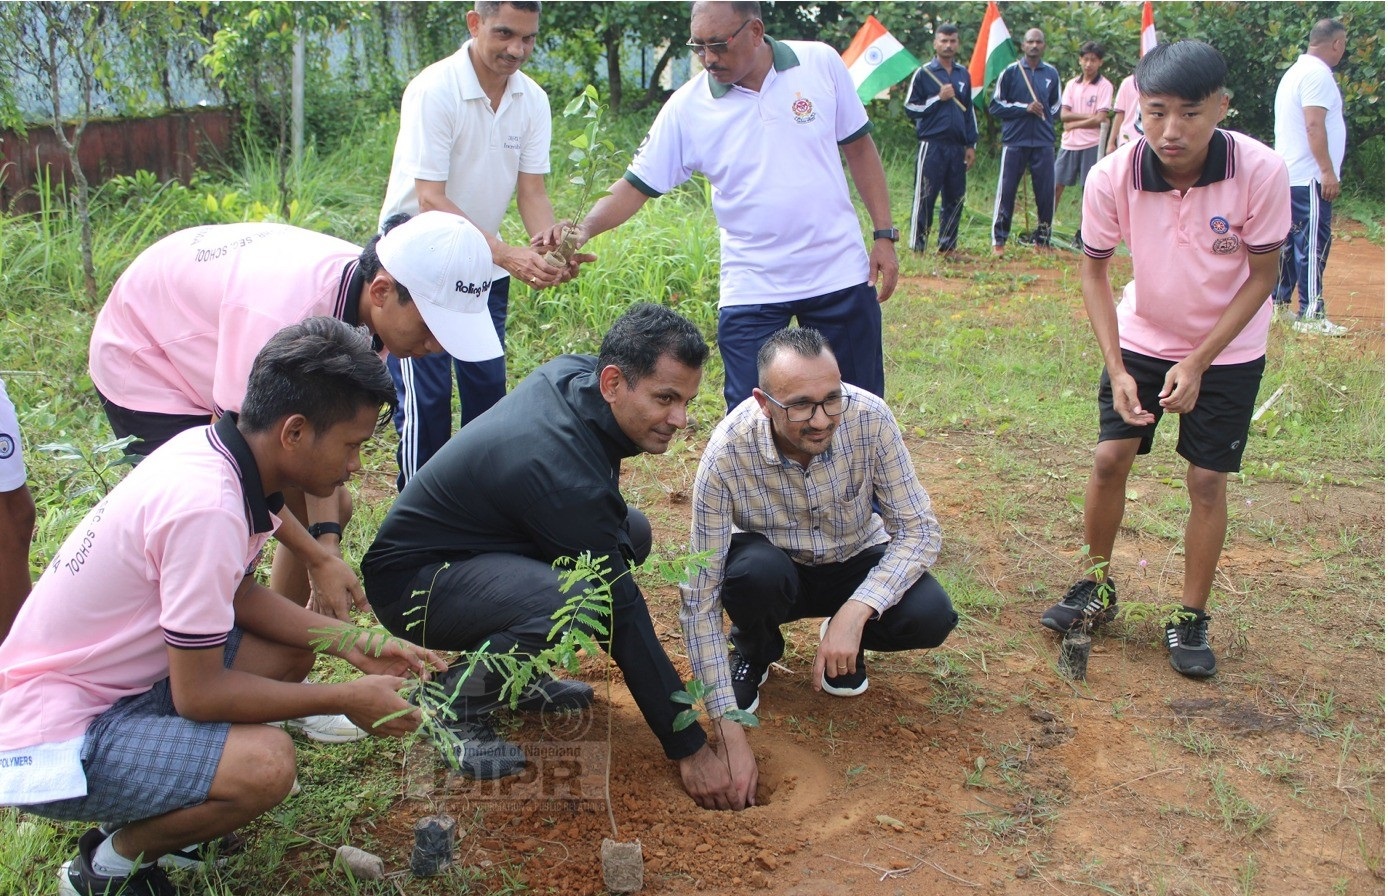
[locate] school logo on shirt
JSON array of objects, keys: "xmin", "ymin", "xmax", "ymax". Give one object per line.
[
  {"xmin": 504, "ymin": 135, "xmax": 522, "ymax": 151},
  {"xmin": 1212, "ymin": 235, "xmax": 1241, "ymax": 255},
  {"xmin": 1209, "ymin": 216, "xmax": 1230, "ymax": 234},
  {"xmin": 0, "ymin": 433, "xmax": 12, "ymax": 460},
  {"xmin": 791, "ymin": 93, "xmax": 817, "ymax": 124}
]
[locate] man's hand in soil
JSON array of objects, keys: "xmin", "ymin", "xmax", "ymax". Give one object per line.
[
  {"xmin": 306, "ymin": 551, "xmax": 366, "ymax": 621},
  {"xmin": 678, "ymin": 733, "xmax": 756, "ymax": 810},
  {"xmin": 714, "ymin": 718, "xmax": 758, "ymax": 808}
]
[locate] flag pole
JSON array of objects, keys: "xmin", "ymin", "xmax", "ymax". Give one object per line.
[{"xmin": 918, "ymin": 66, "xmax": 968, "ymax": 111}]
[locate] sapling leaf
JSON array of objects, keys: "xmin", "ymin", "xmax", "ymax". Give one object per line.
[
  {"xmin": 670, "ymin": 690, "xmax": 698, "ymax": 705},
  {"xmin": 724, "ymin": 708, "xmax": 760, "ymax": 727},
  {"xmin": 673, "ymin": 709, "xmax": 700, "ymax": 731}
]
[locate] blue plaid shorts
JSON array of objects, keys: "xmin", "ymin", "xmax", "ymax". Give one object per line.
[{"xmin": 19, "ymin": 629, "xmax": 242, "ymax": 826}]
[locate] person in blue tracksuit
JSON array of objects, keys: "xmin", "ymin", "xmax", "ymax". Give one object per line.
[{"xmin": 989, "ymin": 28, "xmax": 1062, "ymax": 253}]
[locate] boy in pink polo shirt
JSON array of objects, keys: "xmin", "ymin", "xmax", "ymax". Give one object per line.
[
  {"xmin": 1040, "ymin": 41, "xmax": 1289, "ymax": 678},
  {"xmin": 0, "ymin": 319, "xmax": 445, "ymax": 896}
]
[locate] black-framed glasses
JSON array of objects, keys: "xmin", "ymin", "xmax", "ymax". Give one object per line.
[
  {"xmin": 762, "ymin": 389, "xmax": 850, "ymax": 422},
  {"xmin": 686, "ymin": 18, "xmax": 752, "ymax": 58}
]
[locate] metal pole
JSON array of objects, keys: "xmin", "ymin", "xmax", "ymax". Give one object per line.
[{"xmin": 292, "ymin": 28, "xmax": 305, "ymax": 166}]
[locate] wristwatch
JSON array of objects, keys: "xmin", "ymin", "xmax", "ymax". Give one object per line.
[
  {"xmin": 308, "ymin": 522, "xmax": 343, "ymax": 540},
  {"xmin": 872, "ymin": 228, "xmax": 900, "ymax": 242}
]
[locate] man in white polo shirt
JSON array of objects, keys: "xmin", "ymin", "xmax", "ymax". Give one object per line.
[
  {"xmin": 1040, "ymin": 41, "xmax": 1289, "ymax": 679},
  {"xmin": 542, "ymin": 0, "xmax": 899, "ymax": 411},
  {"xmin": 1273, "ymin": 19, "xmax": 1349, "ymax": 336},
  {"xmin": 381, "ymin": 0, "xmax": 582, "ymax": 489},
  {"xmin": 0, "ymin": 318, "xmax": 445, "ymax": 896}
]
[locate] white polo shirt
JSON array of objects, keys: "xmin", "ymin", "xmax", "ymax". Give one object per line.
[
  {"xmin": 0, "ymin": 417, "xmax": 277, "ymax": 802},
  {"xmin": 89, "ymin": 224, "xmax": 365, "ymax": 418},
  {"xmin": 380, "ymin": 41, "xmax": 551, "ymax": 280},
  {"xmin": 1060, "ymin": 75, "xmax": 1114, "ymax": 151},
  {"xmin": 1082, "ymin": 130, "xmax": 1290, "ymax": 365},
  {"xmin": 624, "ymin": 38, "xmax": 871, "ymax": 307},
  {"xmin": 1273, "ymin": 54, "xmax": 1345, "ymax": 186},
  {"xmin": 0, "ymin": 378, "xmax": 25, "ymax": 492}
]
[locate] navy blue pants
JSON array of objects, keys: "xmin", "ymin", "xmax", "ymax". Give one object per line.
[
  {"xmin": 1274, "ymin": 184, "xmax": 1333, "ymax": 318},
  {"xmin": 387, "ymin": 276, "xmax": 509, "ymax": 491},
  {"xmin": 717, "ymin": 282, "xmax": 884, "ymax": 411},
  {"xmin": 722, "ymin": 532, "xmax": 958, "ymax": 668},
  {"xmin": 992, "ymin": 144, "xmax": 1056, "ymax": 246},
  {"xmin": 909, "ymin": 141, "xmax": 969, "ymax": 252}
]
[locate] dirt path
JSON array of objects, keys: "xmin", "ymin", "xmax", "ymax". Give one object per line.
[{"xmin": 362, "ymin": 232, "xmax": 1383, "ymax": 896}]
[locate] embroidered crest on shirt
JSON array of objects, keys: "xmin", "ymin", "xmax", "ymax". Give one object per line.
[
  {"xmin": 1209, "ymin": 216, "xmax": 1230, "ymax": 234},
  {"xmin": 791, "ymin": 93, "xmax": 817, "ymax": 123},
  {"xmin": 1212, "ymin": 235, "xmax": 1241, "ymax": 255},
  {"xmin": 0, "ymin": 433, "xmax": 12, "ymax": 460}
]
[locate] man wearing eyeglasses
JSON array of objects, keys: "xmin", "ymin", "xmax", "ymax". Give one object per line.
[
  {"xmin": 678, "ymin": 327, "xmax": 957, "ymax": 808},
  {"xmin": 539, "ymin": 1, "xmax": 899, "ymax": 413}
]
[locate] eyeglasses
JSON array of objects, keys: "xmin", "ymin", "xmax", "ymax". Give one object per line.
[
  {"xmin": 761, "ymin": 390, "xmax": 850, "ymax": 422},
  {"xmin": 686, "ymin": 18, "xmax": 752, "ymax": 58}
]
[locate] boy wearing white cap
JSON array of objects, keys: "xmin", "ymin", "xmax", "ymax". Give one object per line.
[{"xmin": 87, "ymin": 213, "xmax": 492, "ymax": 738}]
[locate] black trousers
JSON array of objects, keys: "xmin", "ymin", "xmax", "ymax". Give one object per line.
[
  {"xmin": 372, "ymin": 509, "xmax": 705, "ymax": 760},
  {"xmin": 722, "ymin": 532, "xmax": 958, "ymax": 667}
]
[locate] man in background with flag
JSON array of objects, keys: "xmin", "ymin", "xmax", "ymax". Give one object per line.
[
  {"xmin": 989, "ymin": 27, "xmax": 1061, "ymax": 254},
  {"xmin": 904, "ymin": 24, "xmax": 977, "ymax": 255}
]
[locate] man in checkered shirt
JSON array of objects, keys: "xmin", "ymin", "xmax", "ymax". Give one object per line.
[{"xmin": 679, "ymin": 327, "xmax": 957, "ymax": 809}]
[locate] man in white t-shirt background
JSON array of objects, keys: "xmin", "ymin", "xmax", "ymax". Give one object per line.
[
  {"xmin": 381, "ymin": 1, "xmax": 587, "ymax": 487},
  {"xmin": 1272, "ymin": 18, "xmax": 1349, "ymax": 337}
]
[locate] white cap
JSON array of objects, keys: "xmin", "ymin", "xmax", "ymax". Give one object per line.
[{"xmin": 375, "ymin": 211, "xmax": 501, "ymax": 362}]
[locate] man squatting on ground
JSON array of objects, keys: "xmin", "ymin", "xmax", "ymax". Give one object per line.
[
  {"xmin": 1040, "ymin": 41, "xmax": 1290, "ymax": 679},
  {"xmin": 680, "ymin": 328, "xmax": 959, "ymax": 808},
  {"xmin": 903, "ymin": 23, "xmax": 977, "ymax": 255},
  {"xmin": 87, "ymin": 211, "xmax": 498, "ymax": 742},
  {"xmin": 539, "ymin": 0, "xmax": 899, "ymax": 412},
  {"xmin": 363, "ymin": 303, "xmax": 751, "ymax": 809},
  {"xmin": 0, "ymin": 318, "xmax": 446, "ymax": 896},
  {"xmin": 1053, "ymin": 41, "xmax": 1114, "ymax": 248},
  {"xmin": 381, "ymin": 0, "xmax": 593, "ymax": 489},
  {"xmin": 0, "ymin": 376, "xmax": 36, "ymax": 646}
]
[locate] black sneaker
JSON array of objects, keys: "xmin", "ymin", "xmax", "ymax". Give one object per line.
[
  {"xmin": 1033, "ymin": 224, "xmax": 1053, "ymax": 249},
  {"xmin": 1166, "ymin": 608, "xmax": 1217, "ymax": 678},
  {"xmin": 818, "ymin": 618, "xmax": 868, "ymax": 697},
  {"xmin": 60, "ymin": 828, "xmax": 176, "ymax": 896},
  {"xmin": 730, "ymin": 652, "xmax": 769, "ymax": 714},
  {"xmin": 510, "ymin": 678, "xmax": 593, "ymax": 713},
  {"xmin": 444, "ymin": 719, "xmax": 528, "ymax": 779},
  {"xmin": 1040, "ymin": 579, "xmax": 1118, "ymax": 633}
]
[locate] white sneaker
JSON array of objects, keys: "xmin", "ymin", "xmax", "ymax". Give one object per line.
[
  {"xmin": 278, "ymin": 714, "xmax": 367, "ymax": 743},
  {"xmin": 1292, "ymin": 316, "xmax": 1349, "ymax": 337}
]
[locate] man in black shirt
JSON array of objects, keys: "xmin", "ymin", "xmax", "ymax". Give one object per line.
[{"xmin": 365, "ymin": 303, "xmax": 749, "ymax": 809}]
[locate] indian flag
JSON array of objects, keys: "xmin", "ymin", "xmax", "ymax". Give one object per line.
[
  {"xmin": 842, "ymin": 15, "xmax": 919, "ymax": 103},
  {"xmin": 969, "ymin": 1, "xmax": 1018, "ymax": 109},
  {"xmin": 1141, "ymin": 1, "xmax": 1158, "ymax": 55}
]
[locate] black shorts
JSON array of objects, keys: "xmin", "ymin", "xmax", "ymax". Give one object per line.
[
  {"xmin": 96, "ymin": 388, "xmax": 209, "ymax": 457},
  {"xmin": 1098, "ymin": 349, "xmax": 1265, "ymax": 473}
]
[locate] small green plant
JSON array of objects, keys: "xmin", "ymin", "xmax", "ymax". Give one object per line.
[
  {"xmin": 37, "ymin": 434, "xmax": 138, "ymax": 498},
  {"xmin": 542, "ymin": 85, "xmax": 621, "ymax": 267}
]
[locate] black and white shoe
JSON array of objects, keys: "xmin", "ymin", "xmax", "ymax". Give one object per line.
[
  {"xmin": 60, "ymin": 828, "xmax": 175, "ymax": 896},
  {"xmin": 1166, "ymin": 608, "xmax": 1217, "ymax": 678},
  {"xmin": 445, "ymin": 719, "xmax": 528, "ymax": 779},
  {"xmin": 729, "ymin": 652, "xmax": 769, "ymax": 714},
  {"xmin": 1041, "ymin": 579, "xmax": 1118, "ymax": 633}
]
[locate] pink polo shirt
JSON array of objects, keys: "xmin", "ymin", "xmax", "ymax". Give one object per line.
[
  {"xmin": 90, "ymin": 224, "xmax": 362, "ymax": 418},
  {"xmin": 1060, "ymin": 75, "xmax": 1114, "ymax": 151},
  {"xmin": 1082, "ymin": 130, "xmax": 1290, "ymax": 365},
  {"xmin": 0, "ymin": 417, "xmax": 277, "ymax": 753}
]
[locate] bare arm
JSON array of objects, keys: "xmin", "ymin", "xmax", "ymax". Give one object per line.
[
  {"xmin": 571, "ymin": 178, "xmax": 652, "ymax": 247},
  {"xmin": 1080, "ymin": 253, "xmax": 1153, "ymax": 427},
  {"xmin": 841, "ymin": 135, "xmax": 899, "ymax": 302},
  {"xmin": 514, "ymin": 172, "xmax": 557, "ymax": 236},
  {"xmin": 415, "ymin": 179, "xmax": 563, "ymax": 286},
  {"xmin": 1302, "ymin": 105, "xmax": 1341, "ymax": 201},
  {"xmin": 273, "ymin": 503, "xmax": 364, "ymax": 620},
  {"xmin": 0, "ymin": 485, "xmax": 35, "ymax": 646}
]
